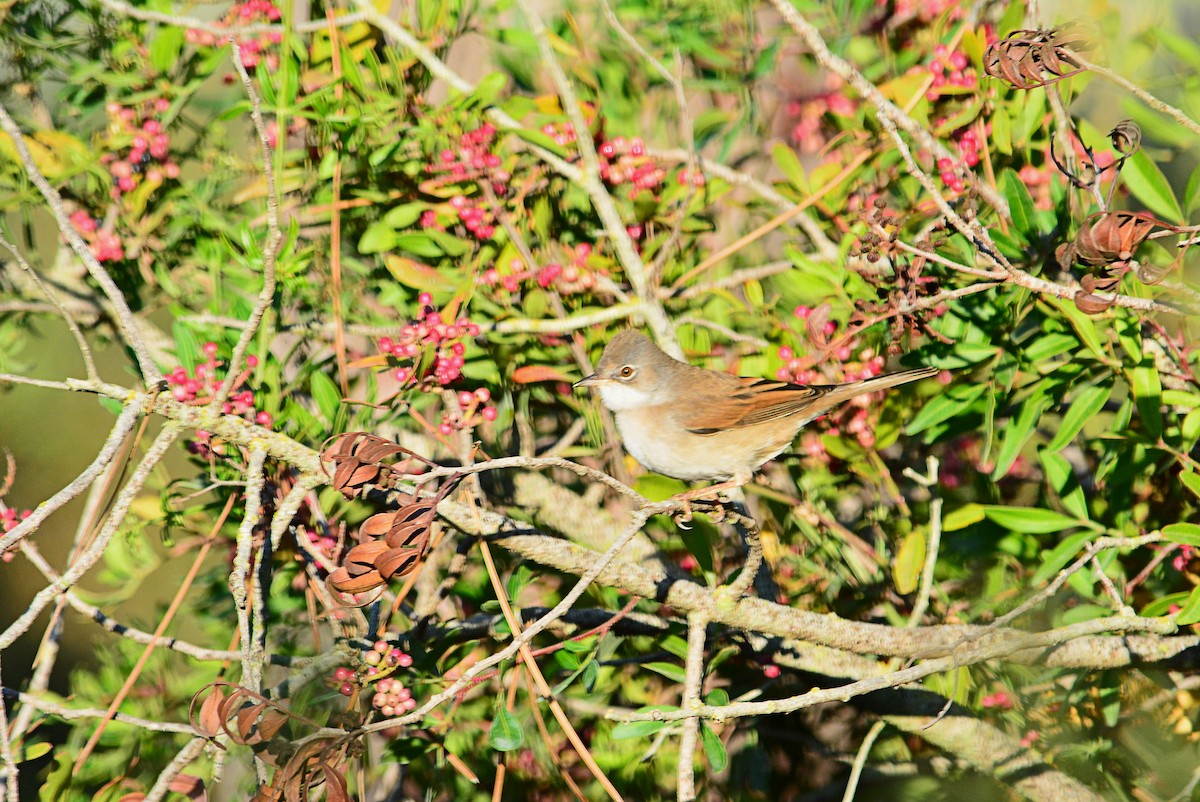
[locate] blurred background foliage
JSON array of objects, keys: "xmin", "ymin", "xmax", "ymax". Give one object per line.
[{"xmin": 2, "ymin": 0, "xmax": 1200, "ymax": 799}]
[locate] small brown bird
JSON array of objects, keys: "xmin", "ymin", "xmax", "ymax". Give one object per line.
[{"xmin": 576, "ymin": 330, "xmax": 937, "ymax": 497}]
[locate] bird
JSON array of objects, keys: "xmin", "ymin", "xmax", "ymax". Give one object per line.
[{"xmin": 575, "ymin": 330, "xmax": 938, "ymax": 501}]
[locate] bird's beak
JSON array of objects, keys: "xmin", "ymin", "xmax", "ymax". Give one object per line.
[{"xmin": 574, "ymin": 373, "xmax": 601, "ymax": 389}]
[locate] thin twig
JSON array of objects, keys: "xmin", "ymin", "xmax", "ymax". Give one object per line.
[
  {"xmin": 212, "ymin": 43, "xmax": 281, "ymax": 410},
  {"xmin": 676, "ymin": 611, "xmax": 708, "ymax": 801}
]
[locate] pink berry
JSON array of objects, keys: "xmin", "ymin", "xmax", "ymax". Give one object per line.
[
  {"xmin": 334, "ymin": 667, "xmax": 353, "ymax": 681},
  {"xmin": 339, "ymin": 682, "xmax": 355, "ymax": 696},
  {"xmin": 481, "ymin": 406, "xmax": 498, "ymax": 421}
]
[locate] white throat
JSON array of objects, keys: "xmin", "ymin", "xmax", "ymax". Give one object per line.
[{"xmin": 596, "ymin": 382, "xmax": 655, "ymax": 411}]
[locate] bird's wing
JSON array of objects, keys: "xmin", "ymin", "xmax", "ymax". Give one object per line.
[{"xmin": 680, "ymin": 378, "xmax": 831, "ymax": 434}]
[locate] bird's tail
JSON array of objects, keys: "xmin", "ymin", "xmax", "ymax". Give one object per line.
[{"xmin": 818, "ymin": 365, "xmax": 941, "ymax": 408}]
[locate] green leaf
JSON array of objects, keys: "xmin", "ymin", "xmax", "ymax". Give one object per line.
[
  {"xmin": 906, "ymin": 383, "xmax": 988, "ymax": 435},
  {"xmin": 309, "ymin": 370, "xmax": 342, "ymax": 424},
  {"xmin": 1046, "ymin": 385, "xmax": 1111, "ymax": 452},
  {"xmin": 1043, "ymin": 297, "xmax": 1109, "ymax": 363},
  {"xmin": 358, "ymin": 221, "xmax": 396, "ymax": 254},
  {"xmin": 1181, "ymin": 470, "xmax": 1200, "ymax": 501},
  {"xmin": 1142, "ymin": 591, "xmax": 1192, "ymax": 618},
  {"xmin": 488, "ymin": 706, "xmax": 525, "ymax": 752},
  {"xmin": 943, "ymin": 503, "xmax": 985, "ymax": 531},
  {"xmin": 172, "ymin": 321, "xmax": 202, "ymax": 371},
  {"xmin": 1001, "ymin": 168, "xmax": 1038, "ymax": 239},
  {"xmin": 982, "ymin": 506, "xmax": 1083, "ymax": 534},
  {"xmin": 1040, "ymin": 450, "xmax": 1089, "ymax": 521},
  {"xmin": 644, "ymin": 662, "xmax": 687, "ymax": 683},
  {"xmin": 1164, "ymin": 523, "xmax": 1200, "ymax": 547},
  {"xmin": 992, "ymin": 391, "xmax": 1051, "ymax": 480},
  {"xmin": 1175, "ymin": 585, "xmax": 1200, "ymax": 626},
  {"xmin": 1130, "ymin": 362, "xmax": 1163, "ymax": 438},
  {"xmin": 893, "ymin": 528, "xmax": 926, "ymax": 595},
  {"xmin": 1122, "ymin": 150, "xmax": 1184, "ymax": 223},
  {"xmin": 392, "ymin": 233, "xmax": 445, "ymax": 258},
  {"xmin": 383, "ymin": 203, "xmax": 425, "ymax": 229},
  {"xmin": 771, "ymin": 142, "xmax": 807, "ymax": 193},
  {"xmin": 701, "ymin": 722, "xmax": 728, "ymax": 772},
  {"xmin": 1031, "ymin": 530, "xmax": 1093, "ymax": 584},
  {"xmin": 611, "ymin": 708, "xmax": 677, "ymax": 739}
]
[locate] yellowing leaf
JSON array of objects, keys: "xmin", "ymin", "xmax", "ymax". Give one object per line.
[
  {"xmin": 384, "ymin": 255, "xmax": 458, "ymax": 293},
  {"xmin": 512, "ymin": 365, "xmax": 571, "ymax": 384}
]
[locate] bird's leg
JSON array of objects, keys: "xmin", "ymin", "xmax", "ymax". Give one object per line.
[{"xmin": 669, "ymin": 472, "xmax": 750, "ymax": 524}]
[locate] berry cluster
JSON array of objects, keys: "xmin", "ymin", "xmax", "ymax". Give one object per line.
[
  {"xmin": 447, "ymin": 194, "xmax": 497, "ymax": 241},
  {"xmin": 936, "ymin": 126, "xmax": 981, "ymax": 194},
  {"xmin": 479, "ymin": 243, "xmax": 600, "ymax": 295},
  {"xmin": 186, "ymin": 0, "xmax": 283, "ymax": 69},
  {"xmin": 421, "ymin": 123, "xmax": 510, "ymax": 197},
  {"xmin": 925, "ymin": 45, "xmax": 977, "ymax": 101},
  {"xmin": 438, "ymin": 388, "xmax": 498, "ymax": 435},
  {"xmin": 102, "ymin": 100, "xmax": 181, "ymax": 198},
  {"xmin": 1017, "ymin": 164, "xmax": 1054, "ymax": 211},
  {"xmin": 167, "ymin": 343, "xmax": 272, "ymax": 460},
  {"xmin": 69, "ymin": 210, "xmax": 124, "ymax": 263},
  {"xmin": 1, "ymin": 506, "xmax": 29, "ymax": 562},
  {"xmin": 981, "ymin": 689, "xmax": 1014, "ymax": 710},
  {"xmin": 598, "ymin": 137, "xmax": 667, "ymax": 197},
  {"xmin": 539, "ymin": 120, "xmax": 578, "ymax": 147},
  {"xmin": 377, "ymin": 294, "xmax": 481, "ymax": 388},
  {"xmin": 785, "ymin": 77, "xmax": 858, "ymax": 154},
  {"xmin": 331, "ymin": 641, "xmax": 418, "ymax": 717}
]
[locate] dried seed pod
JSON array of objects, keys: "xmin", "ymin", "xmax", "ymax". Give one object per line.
[
  {"xmin": 984, "ymin": 28, "xmax": 1089, "ymax": 90},
  {"xmin": 321, "ymin": 432, "xmax": 432, "ymax": 498},
  {"xmin": 1062, "ymin": 211, "xmax": 1157, "ymax": 267},
  {"xmin": 1074, "ymin": 289, "xmax": 1116, "ymax": 314},
  {"xmin": 1108, "ymin": 120, "xmax": 1141, "ymax": 157}
]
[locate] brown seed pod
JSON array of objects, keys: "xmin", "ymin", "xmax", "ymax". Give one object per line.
[{"xmin": 984, "ymin": 28, "xmax": 1089, "ymax": 90}]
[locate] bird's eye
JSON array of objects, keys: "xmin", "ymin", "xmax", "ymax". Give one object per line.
[{"xmin": 618, "ymin": 366, "xmax": 635, "ymax": 379}]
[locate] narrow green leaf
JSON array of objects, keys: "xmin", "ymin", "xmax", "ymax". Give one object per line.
[
  {"xmin": 905, "ymin": 383, "xmax": 988, "ymax": 435},
  {"xmin": 644, "ymin": 662, "xmax": 687, "ymax": 683},
  {"xmin": 172, "ymin": 321, "xmax": 202, "ymax": 371},
  {"xmin": 1163, "ymin": 523, "xmax": 1200, "ymax": 547},
  {"xmin": 771, "ymin": 142, "xmax": 807, "ymax": 193},
  {"xmin": 488, "ymin": 707, "xmax": 525, "ymax": 752},
  {"xmin": 1047, "ymin": 385, "xmax": 1111, "ymax": 452},
  {"xmin": 1130, "ymin": 362, "xmax": 1163, "ymax": 438},
  {"xmin": 309, "ymin": 370, "xmax": 342, "ymax": 424},
  {"xmin": 1001, "ymin": 168, "xmax": 1038, "ymax": 238},
  {"xmin": 943, "ymin": 503, "xmax": 985, "ymax": 531},
  {"xmin": 611, "ymin": 708, "xmax": 677, "ymax": 739},
  {"xmin": 701, "ymin": 722, "xmax": 729, "ymax": 772},
  {"xmin": 1122, "ymin": 150, "xmax": 1184, "ymax": 223},
  {"xmin": 983, "ymin": 506, "xmax": 1082, "ymax": 534},
  {"xmin": 1043, "ymin": 297, "xmax": 1109, "ymax": 363},
  {"xmin": 1039, "ymin": 450, "xmax": 1088, "ymax": 521},
  {"xmin": 1032, "ymin": 531, "xmax": 1093, "ymax": 584},
  {"xmin": 992, "ymin": 392, "xmax": 1051, "ymax": 480}
]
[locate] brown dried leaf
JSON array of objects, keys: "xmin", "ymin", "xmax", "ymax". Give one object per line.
[
  {"xmin": 192, "ymin": 685, "xmax": 226, "ymax": 737},
  {"xmin": 168, "ymin": 774, "xmax": 208, "ymax": 801}
]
